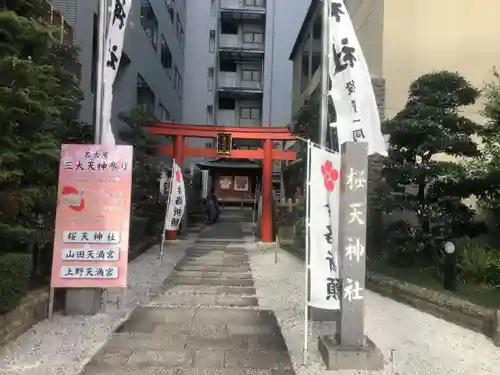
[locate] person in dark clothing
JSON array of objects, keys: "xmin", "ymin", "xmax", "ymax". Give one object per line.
[{"xmin": 204, "ymin": 189, "xmax": 220, "ymax": 224}]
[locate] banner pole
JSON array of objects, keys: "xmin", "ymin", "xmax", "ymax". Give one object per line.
[
  {"xmin": 94, "ymin": 0, "xmax": 107, "ymax": 144},
  {"xmin": 160, "ymin": 159, "xmax": 176, "ymax": 259},
  {"xmin": 303, "ymin": 139, "xmax": 312, "ymax": 365},
  {"xmin": 319, "ymin": 0, "xmax": 330, "ymax": 147}
]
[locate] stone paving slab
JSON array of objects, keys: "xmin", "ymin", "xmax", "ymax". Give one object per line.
[
  {"xmin": 82, "ymin": 365, "xmax": 177, "ymax": 374},
  {"xmin": 175, "ymin": 265, "xmax": 251, "ymax": 272},
  {"xmin": 160, "ymin": 285, "xmax": 257, "ymax": 296},
  {"xmin": 192, "ymin": 308, "xmax": 277, "ymax": 326},
  {"xmin": 177, "ymin": 260, "xmax": 250, "ymax": 266},
  {"xmin": 173, "ymin": 271, "xmax": 252, "ymax": 279},
  {"xmin": 166, "ymin": 277, "xmax": 254, "ymax": 287},
  {"xmin": 175, "ymin": 370, "xmax": 294, "ymax": 375},
  {"xmin": 150, "ymin": 294, "xmax": 258, "ymax": 308}
]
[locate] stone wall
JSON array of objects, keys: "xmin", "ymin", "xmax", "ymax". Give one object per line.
[{"xmin": 0, "ymin": 289, "xmax": 49, "ymax": 347}]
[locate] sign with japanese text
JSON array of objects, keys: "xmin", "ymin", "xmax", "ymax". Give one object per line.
[
  {"xmin": 338, "ymin": 141, "xmax": 368, "ymax": 347},
  {"xmin": 50, "ymin": 144, "xmax": 133, "ymax": 288},
  {"xmin": 164, "ymin": 161, "xmax": 186, "ymax": 231},
  {"xmin": 307, "ymin": 144, "xmax": 342, "ymax": 310},
  {"xmin": 327, "ymin": 1, "xmax": 387, "ymax": 156},
  {"xmin": 216, "ymin": 133, "xmax": 232, "ymax": 155},
  {"xmin": 101, "ymin": 0, "xmax": 132, "ymax": 145}
]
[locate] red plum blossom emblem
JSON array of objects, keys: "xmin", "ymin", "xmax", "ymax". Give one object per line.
[{"xmin": 321, "ymin": 160, "xmax": 339, "ymax": 192}]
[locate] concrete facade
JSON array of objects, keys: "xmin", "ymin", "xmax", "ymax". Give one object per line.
[
  {"xmin": 49, "ymin": 0, "xmax": 186, "ymax": 139},
  {"xmin": 182, "ymin": 0, "xmax": 309, "ymax": 167},
  {"xmin": 346, "ymin": 0, "xmax": 500, "ymax": 122}
]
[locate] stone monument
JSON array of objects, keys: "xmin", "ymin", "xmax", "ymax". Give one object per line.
[{"xmin": 317, "ymin": 141, "xmax": 384, "ymax": 370}]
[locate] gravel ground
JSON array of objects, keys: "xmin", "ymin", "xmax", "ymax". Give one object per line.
[
  {"xmin": 248, "ymin": 244, "xmax": 500, "ymax": 375},
  {"xmin": 0, "ymin": 236, "xmax": 194, "ymax": 375}
]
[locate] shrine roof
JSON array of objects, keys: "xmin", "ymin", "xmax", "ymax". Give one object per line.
[{"xmin": 196, "ymin": 158, "xmax": 262, "ymax": 170}]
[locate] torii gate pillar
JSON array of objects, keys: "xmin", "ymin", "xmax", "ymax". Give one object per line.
[{"xmin": 261, "ymin": 139, "xmax": 273, "ymax": 242}]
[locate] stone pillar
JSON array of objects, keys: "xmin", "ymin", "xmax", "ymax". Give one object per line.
[{"xmin": 318, "ymin": 142, "xmax": 383, "ymax": 370}]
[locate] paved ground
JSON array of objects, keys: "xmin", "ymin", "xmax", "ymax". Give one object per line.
[
  {"xmin": 80, "ymin": 222, "xmax": 295, "ymax": 375},
  {"xmin": 249, "ymin": 241, "xmax": 500, "ymax": 375}
]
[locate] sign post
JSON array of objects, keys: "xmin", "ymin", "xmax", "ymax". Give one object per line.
[
  {"xmin": 317, "ymin": 142, "xmax": 383, "ymax": 370},
  {"xmin": 50, "ymin": 144, "xmax": 133, "ymax": 317}
]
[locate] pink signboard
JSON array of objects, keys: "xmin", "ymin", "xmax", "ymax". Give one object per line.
[{"xmin": 50, "ymin": 144, "xmax": 133, "ymax": 288}]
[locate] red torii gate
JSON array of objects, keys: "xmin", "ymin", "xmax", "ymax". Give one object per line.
[{"xmin": 144, "ymin": 123, "xmax": 297, "ymax": 243}]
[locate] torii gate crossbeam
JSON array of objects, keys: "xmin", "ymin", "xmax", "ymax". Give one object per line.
[{"xmin": 144, "ymin": 122, "xmax": 297, "ymax": 243}]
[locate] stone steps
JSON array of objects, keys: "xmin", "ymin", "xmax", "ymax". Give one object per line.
[{"xmin": 81, "ymin": 224, "xmax": 295, "ymax": 375}]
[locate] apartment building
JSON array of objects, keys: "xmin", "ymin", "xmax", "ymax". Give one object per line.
[
  {"xmin": 49, "ymin": 0, "xmax": 186, "ymax": 138},
  {"xmin": 289, "ymin": 0, "xmax": 385, "ymax": 139},
  {"xmin": 183, "ymin": 0, "xmax": 309, "ymax": 165},
  {"xmin": 347, "ymin": 0, "xmax": 500, "ymax": 122}
]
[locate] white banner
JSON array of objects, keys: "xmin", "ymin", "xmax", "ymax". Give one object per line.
[
  {"xmin": 308, "ymin": 144, "xmax": 341, "ymax": 310},
  {"xmin": 101, "ymin": 0, "xmax": 132, "ymax": 145},
  {"xmin": 164, "ymin": 161, "xmax": 186, "ymax": 231},
  {"xmin": 327, "ymin": 1, "xmax": 387, "ymax": 156}
]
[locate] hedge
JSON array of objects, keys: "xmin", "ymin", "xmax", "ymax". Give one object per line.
[
  {"xmin": 129, "ymin": 215, "xmax": 150, "ymax": 247},
  {"xmin": 0, "ymin": 253, "xmax": 32, "ymax": 314}
]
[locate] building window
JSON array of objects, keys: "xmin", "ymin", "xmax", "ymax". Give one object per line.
[
  {"xmin": 137, "ymin": 75, "xmax": 155, "ymax": 115},
  {"xmin": 243, "ymin": 32, "xmax": 264, "ymax": 44},
  {"xmin": 241, "ymin": 107, "xmax": 261, "ymax": 119},
  {"xmin": 176, "ymin": 14, "xmax": 184, "ymax": 50},
  {"xmin": 174, "ymin": 65, "xmax": 183, "ymax": 97},
  {"xmin": 159, "ymin": 103, "xmax": 170, "ymax": 121},
  {"xmin": 141, "ymin": 0, "xmax": 158, "ymax": 50},
  {"xmin": 244, "ymin": 0, "xmax": 265, "ymax": 6},
  {"xmin": 209, "ymin": 29, "xmax": 216, "ymax": 53},
  {"xmin": 161, "ymin": 35, "xmax": 172, "ymax": 77},
  {"xmin": 207, "ymin": 67, "xmax": 214, "ymax": 91},
  {"xmin": 242, "ymin": 69, "xmax": 261, "ymax": 82},
  {"xmin": 218, "ymin": 97, "xmax": 235, "ymax": 110},
  {"xmin": 90, "ymin": 13, "xmax": 98, "ymax": 94},
  {"xmin": 210, "ymin": 0, "xmax": 216, "ymax": 16},
  {"xmin": 165, "ymin": 0, "xmax": 174, "ymax": 23},
  {"xmin": 206, "ymin": 105, "xmax": 214, "ymax": 124},
  {"xmin": 220, "ymin": 59, "xmax": 237, "ymax": 72},
  {"xmin": 221, "ymin": 21, "xmax": 238, "ymax": 35}
]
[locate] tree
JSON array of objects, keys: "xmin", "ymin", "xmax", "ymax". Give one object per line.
[
  {"xmin": 0, "ymin": 3, "xmax": 89, "ymax": 259},
  {"xmin": 118, "ymin": 106, "xmax": 164, "ymax": 220},
  {"xmin": 469, "ymin": 70, "xmax": 500, "ymax": 227},
  {"xmin": 382, "ymin": 71, "xmax": 485, "ymax": 265}
]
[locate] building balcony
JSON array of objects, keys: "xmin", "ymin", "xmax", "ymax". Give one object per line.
[
  {"xmin": 220, "ymin": 0, "xmax": 266, "ymax": 16},
  {"xmin": 219, "ymin": 33, "xmax": 265, "ymax": 58},
  {"xmin": 217, "ymin": 72, "xmax": 263, "ymax": 98}
]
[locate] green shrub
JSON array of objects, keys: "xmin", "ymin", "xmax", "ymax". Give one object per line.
[
  {"xmin": 458, "ymin": 239, "xmax": 500, "ymax": 285},
  {"xmin": 129, "ymin": 215, "xmax": 149, "ymax": 247},
  {"xmin": 0, "ymin": 253, "xmax": 32, "ymax": 314}
]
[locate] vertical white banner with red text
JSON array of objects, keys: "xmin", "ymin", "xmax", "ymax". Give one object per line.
[{"xmin": 307, "ymin": 144, "xmax": 342, "ymax": 310}]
